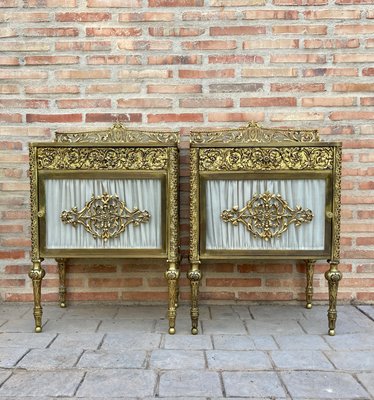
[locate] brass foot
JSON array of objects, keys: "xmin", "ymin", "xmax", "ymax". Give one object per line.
[
  {"xmin": 306, "ymin": 303, "xmax": 312, "ymax": 309},
  {"xmin": 35, "ymin": 326, "xmax": 42, "ymax": 333},
  {"xmin": 329, "ymin": 329, "xmax": 335, "ymax": 336},
  {"xmin": 191, "ymin": 327, "xmax": 198, "ymax": 335},
  {"xmin": 60, "ymin": 302, "xmax": 66, "ymax": 308},
  {"xmin": 169, "ymin": 327, "xmax": 176, "ymax": 335}
]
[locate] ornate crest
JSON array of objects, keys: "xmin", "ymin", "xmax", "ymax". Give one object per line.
[
  {"xmin": 190, "ymin": 121, "xmax": 319, "ymax": 145},
  {"xmin": 221, "ymin": 191, "xmax": 314, "ymax": 241},
  {"xmin": 61, "ymin": 192, "xmax": 150, "ymax": 241},
  {"xmin": 55, "ymin": 122, "xmax": 179, "ymax": 145}
]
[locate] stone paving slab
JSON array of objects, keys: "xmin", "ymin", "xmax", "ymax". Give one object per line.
[
  {"xmin": 77, "ymin": 349, "xmax": 147, "ymax": 369},
  {"xmin": 324, "ymin": 332, "xmax": 374, "ymax": 350},
  {"xmin": 0, "ymin": 347, "xmax": 29, "ymax": 368},
  {"xmin": 159, "ymin": 370, "xmax": 222, "ymax": 397},
  {"xmin": 101, "ymin": 333, "xmax": 162, "ymax": 350},
  {"xmin": 222, "ymin": 371, "xmax": 286, "ymax": 398},
  {"xmin": 0, "ymin": 332, "xmax": 56, "ymax": 348},
  {"xmin": 212, "ymin": 334, "xmax": 278, "ymax": 350},
  {"xmin": 273, "ymin": 334, "xmax": 331, "ymax": 350},
  {"xmin": 250, "ymin": 304, "xmax": 307, "ymax": 321},
  {"xmin": 48, "ymin": 333, "xmax": 104, "ymax": 350},
  {"xmin": 280, "ymin": 370, "xmax": 371, "ymax": 399},
  {"xmin": 43, "ymin": 319, "xmax": 101, "ymax": 333},
  {"xmin": 207, "ymin": 350, "xmax": 272, "ymax": 370},
  {"xmin": 16, "ymin": 348, "xmax": 83, "ymax": 370},
  {"xmin": 201, "ymin": 319, "xmax": 247, "ymax": 335},
  {"xmin": 270, "ymin": 350, "xmax": 334, "ymax": 370},
  {"xmin": 245, "ymin": 319, "xmax": 305, "ymax": 335},
  {"xmin": 163, "ymin": 334, "xmax": 213, "ymax": 350},
  {"xmin": 0, "ymin": 371, "xmax": 84, "ymax": 397},
  {"xmin": 98, "ymin": 319, "xmax": 156, "ymax": 333},
  {"xmin": 150, "ymin": 349, "xmax": 205, "ymax": 370},
  {"xmin": 77, "ymin": 369, "xmax": 157, "ymax": 398},
  {"xmin": 357, "ymin": 372, "xmax": 374, "ymax": 398},
  {"xmin": 325, "ymin": 350, "xmax": 374, "ymax": 371}
]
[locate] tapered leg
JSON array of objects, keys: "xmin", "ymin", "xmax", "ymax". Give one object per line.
[
  {"xmin": 28, "ymin": 259, "xmax": 46, "ymax": 333},
  {"xmin": 188, "ymin": 263, "xmax": 202, "ymax": 335},
  {"xmin": 305, "ymin": 259, "xmax": 315, "ymax": 309},
  {"xmin": 56, "ymin": 258, "xmax": 67, "ymax": 308},
  {"xmin": 165, "ymin": 262, "xmax": 180, "ymax": 335},
  {"xmin": 325, "ymin": 260, "xmax": 342, "ymax": 336}
]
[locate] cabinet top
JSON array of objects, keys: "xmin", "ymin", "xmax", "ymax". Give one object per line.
[{"xmin": 54, "ymin": 122, "xmax": 179, "ymax": 146}]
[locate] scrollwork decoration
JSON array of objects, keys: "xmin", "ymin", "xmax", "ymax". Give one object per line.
[
  {"xmin": 221, "ymin": 191, "xmax": 314, "ymax": 241},
  {"xmin": 61, "ymin": 192, "xmax": 150, "ymax": 241},
  {"xmin": 191, "ymin": 121, "xmax": 319, "ymax": 145}
]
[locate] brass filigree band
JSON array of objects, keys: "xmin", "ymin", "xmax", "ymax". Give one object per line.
[
  {"xmin": 55, "ymin": 122, "xmax": 179, "ymax": 145},
  {"xmin": 221, "ymin": 191, "xmax": 314, "ymax": 241},
  {"xmin": 199, "ymin": 147, "xmax": 333, "ymax": 171},
  {"xmin": 37, "ymin": 147, "xmax": 168, "ymax": 170},
  {"xmin": 191, "ymin": 121, "xmax": 319, "ymax": 145},
  {"xmin": 61, "ymin": 192, "xmax": 150, "ymax": 241}
]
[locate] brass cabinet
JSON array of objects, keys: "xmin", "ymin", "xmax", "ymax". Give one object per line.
[
  {"xmin": 189, "ymin": 122, "xmax": 342, "ymax": 335},
  {"xmin": 29, "ymin": 123, "xmax": 180, "ymax": 334}
]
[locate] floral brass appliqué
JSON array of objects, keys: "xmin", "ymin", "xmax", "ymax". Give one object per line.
[
  {"xmin": 221, "ymin": 191, "xmax": 314, "ymax": 241},
  {"xmin": 61, "ymin": 192, "xmax": 150, "ymax": 241}
]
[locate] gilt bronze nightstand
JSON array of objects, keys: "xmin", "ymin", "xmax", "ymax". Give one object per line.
[
  {"xmin": 189, "ymin": 122, "xmax": 342, "ymax": 336},
  {"xmin": 29, "ymin": 123, "xmax": 180, "ymax": 334}
]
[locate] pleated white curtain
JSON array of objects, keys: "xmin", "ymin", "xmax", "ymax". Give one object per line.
[
  {"xmin": 205, "ymin": 179, "xmax": 326, "ymax": 251},
  {"xmin": 44, "ymin": 178, "xmax": 162, "ymax": 249}
]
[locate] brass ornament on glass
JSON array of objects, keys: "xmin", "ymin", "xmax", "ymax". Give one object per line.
[
  {"xmin": 29, "ymin": 123, "xmax": 180, "ymax": 334},
  {"xmin": 189, "ymin": 122, "xmax": 342, "ymax": 336},
  {"xmin": 61, "ymin": 192, "xmax": 150, "ymax": 242},
  {"xmin": 221, "ymin": 191, "xmax": 314, "ymax": 241}
]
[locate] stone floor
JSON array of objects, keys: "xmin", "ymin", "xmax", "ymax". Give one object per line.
[{"xmin": 0, "ymin": 302, "xmax": 373, "ymax": 399}]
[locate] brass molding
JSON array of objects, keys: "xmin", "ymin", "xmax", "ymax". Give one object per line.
[
  {"xmin": 61, "ymin": 192, "xmax": 150, "ymax": 241},
  {"xmin": 191, "ymin": 121, "xmax": 319, "ymax": 145},
  {"xmin": 55, "ymin": 122, "xmax": 179, "ymax": 145},
  {"xmin": 221, "ymin": 191, "xmax": 314, "ymax": 241},
  {"xmin": 199, "ymin": 147, "xmax": 334, "ymax": 171}
]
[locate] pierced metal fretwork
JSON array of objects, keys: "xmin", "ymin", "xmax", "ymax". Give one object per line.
[
  {"xmin": 61, "ymin": 192, "xmax": 150, "ymax": 241},
  {"xmin": 221, "ymin": 191, "xmax": 313, "ymax": 241}
]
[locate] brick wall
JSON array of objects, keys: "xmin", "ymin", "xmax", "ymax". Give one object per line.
[{"xmin": 0, "ymin": 0, "xmax": 373, "ymax": 305}]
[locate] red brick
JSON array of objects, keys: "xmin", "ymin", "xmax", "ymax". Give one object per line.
[
  {"xmin": 25, "ymin": 0, "xmax": 77, "ymax": 6},
  {"xmin": 0, "ymin": 12, "xmax": 49, "ymax": 22},
  {"xmin": 336, "ymin": 25, "xmax": 374, "ymax": 34},
  {"xmin": 55, "ymin": 70, "xmax": 110, "ymax": 79},
  {"xmin": 0, "ymin": 99, "xmax": 49, "ymax": 108},
  {"xmin": 271, "ymin": 54, "xmax": 326, "ymax": 63},
  {"xmin": 25, "ymin": 85, "xmax": 79, "ymax": 94},
  {"xmin": 56, "ymin": 41, "xmax": 111, "ymax": 51},
  {"xmin": 119, "ymin": 12, "xmax": 174, "ymax": 22},
  {"xmin": 26, "ymin": 114, "xmax": 82, "ymax": 123},
  {"xmin": 89, "ymin": 278, "xmax": 143, "ymax": 287},
  {"xmin": 0, "ymin": 0, "xmax": 17, "ymax": 6},
  {"xmin": 149, "ymin": 27, "xmax": 204, "ymax": 36},
  {"xmin": 357, "ymin": 293, "xmax": 374, "ymax": 301},
  {"xmin": 208, "ymin": 112, "xmax": 264, "ymax": 122},
  {"xmin": 182, "ymin": 40, "xmax": 236, "ymax": 50},
  {"xmin": 241, "ymin": 97, "xmax": 297, "ymax": 107},
  {"xmin": 182, "ymin": 11, "xmax": 237, "ymax": 20},
  {"xmin": 180, "ymin": 98, "xmax": 233, "ymax": 108},
  {"xmin": 0, "ymin": 114, "xmax": 22, "ymax": 123},
  {"xmin": 209, "ymin": 55, "xmax": 264, "ymax": 64},
  {"xmin": 238, "ymin": 292, "xmax": 293, "ymax": 301},
  {"xmin": 238, "ymin": 264, "xmax": 293, "ymax": 273},
  {"xmin": 87, "ymin": 55, "xmax": 141, "ymax": 65},
  {"xmin": 56, "ymin": 12, "xmax": 111, "ymax": 22},
  {"xmin": 271, "ymin": 83, "xmax": 325, "ymax": 92},
  {"xmin": 210, "ymin": 0, "xmax": 265, "ymax": 6},
  {"xmin": 265, "ymin": 278, "xmax": 305, "ymax": 288},
  {"xmin": 243, "ymin": 39, "xmax": 299, "ymax": 49},
  {"xmin": 24, "ymin": 28, "xmax": 78, "ymax": 37},
  {"xmin": 334, "ymin": 54, "xmax": 374, "ymax": 63},
  {"xmin": 57, "ymin": 99, "xmax": 111, "ymax": 109},
  {"xmin": 86, "ymin": 113, "xmax": 142, "ymax": 123},
  {"xmin": 305, "ymin": 10, "xmax": 360, "ymax": 19},
  {"xmin": 148, "ymin": 55, "xmax": 202, "ymax": 65},
  {"xmin": 148, "ymin": 0, "xmax": 203, "ymax": 6},
  {"xmin": 87, "ymin": 0, "xmax": 141, "ymax": 6},
  {"xmin": 0, "ymin": 250, "xmax": 25, "ymax": 259},
  {"xmin": 1, "ymin": 238, "xmax": 30, "ymax": 247},
  {"xmin": 0, "ymin": 42, "xmax": 50, "ymax": 51},
  {"xmin": 333, "ymin": 83, "xmax": 374, "ymax": 92},
  {"xmin": 304, "ymin": 68, "xmax": 358, "ymax": 77},
  {"xmin": 210, "ymin": 83, "xmax": 263, "ymax": 92},
  {"xmin": 206, "ymin": 278, "xmax": 261, "ymax": 287},
  {"xmin": 86, "ymin": 84, "xmax": 140, "ymax": 94},
  {"xmin": 147, "ymin": 84, "xmax": 202, "ymax": 94},
  {"xmin": 357, "ymin": 237, "xmax": 374, "ymax": 246},
  {"xmin": 357, "ymin": 263, "xmax": 374, "ymax": 272},
  {"xmin": 361, "ymin": 97, "xmax": 374, "ymax": 106},
  {"xmin": 271, "ymin": 112, "xmax": 324, "ymax": 121},
  {"xmin": 199, "ymin": 291, "xmax": 236, "ymax": 301},
  {"xmin": 119, "ymin": 70, "xmax": 172, "ymax": 79},
  {"xmin": 366, "ymin": 39, "xmax": 374, "ymax": 48},
  {"xmin": 242, "ymin": 68, "xmax": 297, "ymax": 77},
  {"xmin": 304, "ymin": 39, "xmax": 359, "ymax": 49},
  {"xmin": 122, "ymin": 291, "xmax": 168, "ymax": 301},
  {"xmin": 0, "ymin": 84, "xmax": 19, "ymax": 94},
  {"xmin": 210, "ymin": 26, "xmax": 265, "ymax": 35},
  {"xmin": 179, "ymin": 69, "xmax": 235, "ymax": 79},
  {"xmin": 118, "ymin": 98, "xmax": 172, "ymax": 108},
  {"xmin": 0, "ymin": 70, "xmax": 47, "ymax": 79},
  {"xmin": 118, "ymin": 40, "xmax": 172, "ymax": 51},
  {"xmin": 0, "ymin": 56, "xmax": 19, "ymax": 65},
  {"xmin": 68, "ymin": 292, "xmax": 119, "ymax": 301},
  {"xmin": 148, "ymin": 113, "xmax": 203, "ymax": 123},
  {"xmin": 273, "ymin": 0, "xmax": 327, "ymax": 3},
  {"xmin": 86, "ymin": 27, "xmax": 141, "ymax": 36},
  {"xmin": 273, "ymin": 25, "xmax": 327, "ymax": 34},
  {"xmin": 243, "ymin": 10, "xmax": 298, "ymax": 19},
  {"xmin": 302, "ymin": 97, "xmax": 355, "ymax": 107},
  {"xmin": 25, "ymin": 56, "xmax": 79, "ymax": 65},
  {"xmin": 329, "ymin": 111, "xmax": 374, "ymax": 120},
  {"xmin": 363, "ymin": 68, "xmax": 374, "ymax": 76}
]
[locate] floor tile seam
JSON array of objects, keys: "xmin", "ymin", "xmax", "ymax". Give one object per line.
[
  {"xmin": 356, "ymin": 305, "xmax": 374, "ymax": 323},
  {"xmin": 354, "ymin": 372, "xmax": 374, "ymax": 400}
]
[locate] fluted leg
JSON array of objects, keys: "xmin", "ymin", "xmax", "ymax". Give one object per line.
[
  {"xmin": 325, "ymin": 260, "xmax": 342, "ymax": 336},
  {"xmin": 165, "ymin": 262, "xmax": 180, "ymax": 335},
  {"xmin": 305, "ymin": 259, "xmax": 315, "ymax": 309},
  {"xmin": 28, "ymin": 259, "xmax": 46, "ymax": 333},
  {"xmin": 188, "ymin": 263, "xmax": 202, "ymax": 335},
  {"xmin": 56, "ymin": 258, "xmax": 67, "ymax": 308}
]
